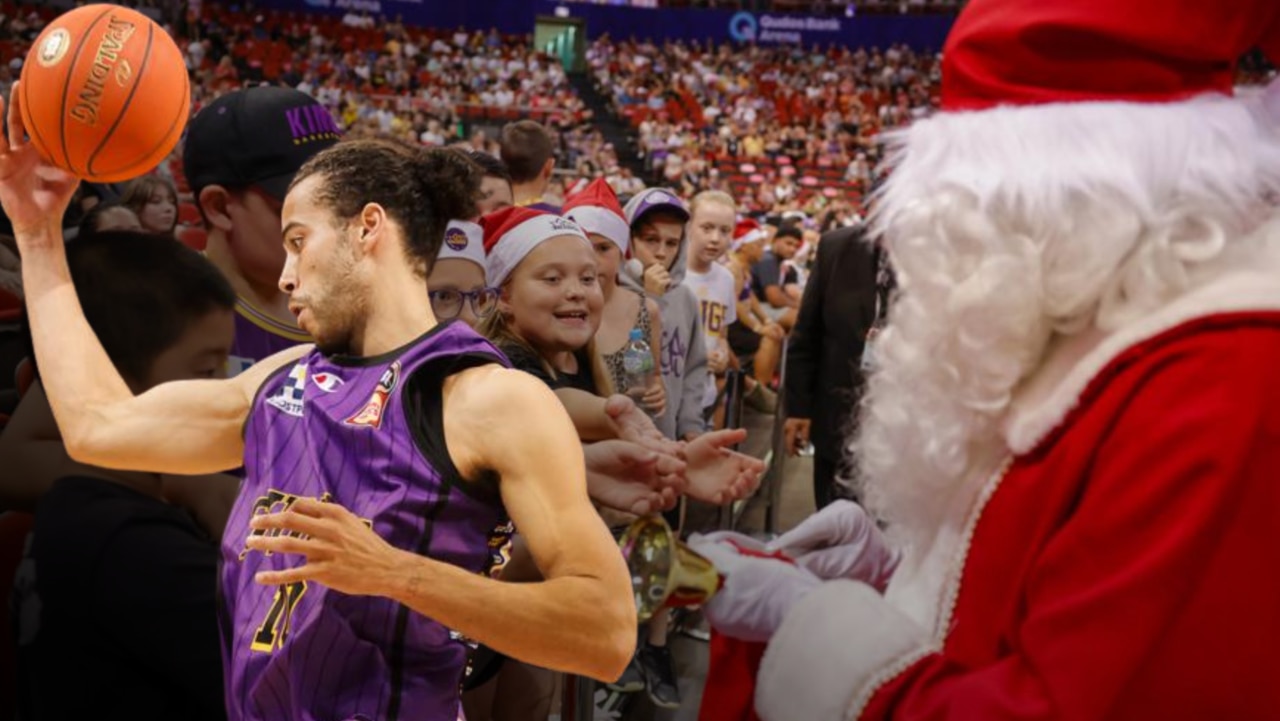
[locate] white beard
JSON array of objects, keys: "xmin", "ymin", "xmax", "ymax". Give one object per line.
[{"xmin": 848, "ymin": 84, "xmax": 1280, "ymax": 554}]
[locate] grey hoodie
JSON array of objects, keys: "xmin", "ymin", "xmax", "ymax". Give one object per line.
[{"xmin": 621, "ymin": 188, "xmax": 709, "ymax": 440}]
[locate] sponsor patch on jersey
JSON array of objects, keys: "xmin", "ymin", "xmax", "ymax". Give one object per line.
[
  {"xmin": 312, "ymin": 372, "xmax": 344, "ymax": 393},
  {"xmin": 266, "ymin": 363, "xmax": 307, "ymax": 417},
  {"xmin": 345, "ymin": 360, "xmax": 400, "ymax": 429}
]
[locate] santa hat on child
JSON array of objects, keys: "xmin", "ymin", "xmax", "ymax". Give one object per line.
[
  {"xmin": 561, "ymin": 178, "xmax": 630, "ymax": 255},
  {"xmin": 871, "ymin": 0, "xmax": 1280, "ymax": 238},
  {"xmin": 731, "ymin": 218, "xmax": 767, "ymax": 253},
  {"xmin": 481, "ymin": 206, "xmax": 591, "ymax": 287},
  {"xmin": 436, "ymin": 220, "xmax": 486, "ymax": 271}
]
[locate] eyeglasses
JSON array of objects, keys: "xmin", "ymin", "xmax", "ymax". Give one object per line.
[{"xmin": 429, "ymin": 288, "xmax": 500, "ymax": 320}]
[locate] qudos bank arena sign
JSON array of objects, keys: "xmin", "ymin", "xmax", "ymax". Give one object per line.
[{"xmin": 728, "ymin": 11, "xmax": 844, "ymax": 44}]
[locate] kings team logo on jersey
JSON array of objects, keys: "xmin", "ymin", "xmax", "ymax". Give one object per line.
[
  {"xmin": 345, "ymin": 361, "xmax": 401, "ymax": 429},
  {"xmin": 266, "ymin": 364, "xmax": 307, "ymax": 417}
]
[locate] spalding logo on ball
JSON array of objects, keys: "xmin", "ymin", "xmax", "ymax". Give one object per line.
[
  {"xmin": 444, "ymin": 226, "xmax": 469, "ymax": 252},
  {"xmin": 20, "ymin": 4, "xmax": 190, "ymax": 183}
]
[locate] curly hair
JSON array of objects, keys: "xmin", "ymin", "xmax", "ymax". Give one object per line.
[
  {"xmin": 291, "ymin": 138, "xmax": 482, "ymax": 275},
  {"xmin": 852, "ymin": 89, "xmax": 1280, "ymax": 550}
]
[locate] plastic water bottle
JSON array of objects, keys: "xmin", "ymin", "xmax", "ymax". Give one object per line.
[{"xmin": 622, "ymin": 328, "xmax": 656, "ymax": 403}]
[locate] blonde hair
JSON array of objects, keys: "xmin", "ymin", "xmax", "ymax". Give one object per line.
[
  {"xmin": 853, "ymin": 90, "xmax": 1280, "ymax": 551},
  {"xmin": 689, "ymin": 190, "xmax": 736, "ymax": 219}
]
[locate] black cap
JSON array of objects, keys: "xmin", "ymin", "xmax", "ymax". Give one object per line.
[{"xmin": 183, "ymin": 87, "xmax": 342, "ymax": 201}]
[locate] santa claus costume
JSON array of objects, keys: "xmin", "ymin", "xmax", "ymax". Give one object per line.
[{"xmin": 694, "ymin": 1, "xmax": 1280, "ymax": 719}]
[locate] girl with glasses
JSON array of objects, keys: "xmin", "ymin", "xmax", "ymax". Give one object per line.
[{"xmin": 427, "ymin": 220, "xmax": 500, "ymax": 328}]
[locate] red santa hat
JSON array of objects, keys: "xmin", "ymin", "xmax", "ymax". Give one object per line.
[
  {"xmin": 561, "ymin": 178, "xmax": 630, "ymax": 255},
  {"xmin": 731, "ymin": 217, "xmax": 767, "ymax": 253},
  {"xmin": 873, "ymin": 0, "xmax": 1280, "ymax": 234},
  {"xmin": 436, "ymin": 220, "xmax": 485, "ymax": 271},
  {"xmin": 481, "ymin": 206, "xmax": 590, "ymax": 287}
]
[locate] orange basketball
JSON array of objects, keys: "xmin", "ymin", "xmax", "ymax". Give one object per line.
[{"xmin": 19, "ymin": 4, "xmax": 190, "ymax": 183}]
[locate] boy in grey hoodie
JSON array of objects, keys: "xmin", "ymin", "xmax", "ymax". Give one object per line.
[{"xmin": 621, "ymin": 188, "xmax": 710, "ymax": 442}]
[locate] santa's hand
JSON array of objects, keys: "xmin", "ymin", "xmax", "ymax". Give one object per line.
[
  {"xmin": 689, "ymin": 533, "xmax": 823, "ymax": 643},
  {"xmin": 764, "ymin": 500, "xmax": 900, "ymax": 590}
]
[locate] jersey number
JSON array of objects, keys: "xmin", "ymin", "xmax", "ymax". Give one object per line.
[{"xmin": 251, "ymin": 581, "xmax": 307, "ymax": 653}]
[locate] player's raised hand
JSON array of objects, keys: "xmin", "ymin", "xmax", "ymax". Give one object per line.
[
  {"xmin": 246, "ymin": 497, "xmax": 400, "ymax": 596},
  {"xmin": 681, "ymin": 429, "xmax": 765, "ymax": 505},
  {"xmin": 0, "ymin": 85, "xmax": 79, "ymax": 241},
  {"xmin": 584, "ymin": 439, "xmax": 685, "ymax": 516}
]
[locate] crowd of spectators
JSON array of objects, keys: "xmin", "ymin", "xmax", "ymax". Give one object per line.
[
  {"xmin": 0, "ymin": 1, "xmax": 1274, "ymax": 230},
  {"xmin": 588, "ymin": 37, "xmax": 937, "ymax": 214}
]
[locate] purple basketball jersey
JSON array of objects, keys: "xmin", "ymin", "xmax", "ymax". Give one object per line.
[
  {"xmin": 222, "ymin": 321, "xmax": 513, "ymax": 721},
  {"xmin": 228, "ymin": 298, "xmax": 311, "ymax": 377}
]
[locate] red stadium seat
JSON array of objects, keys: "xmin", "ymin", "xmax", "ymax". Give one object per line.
[
  {"xmin": 178, "ymin": 226, "xmax": 208, "ymax": 251},
  {"xmin": 178, "ymin": 202, "xmax": 202, "ymax": 226}
]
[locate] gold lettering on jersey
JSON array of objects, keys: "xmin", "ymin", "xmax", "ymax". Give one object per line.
[
  {"xmin": 238, "ymin": 489, "xmax": 334, "ymax": 560},
  {"xmin": 69, "ymin": 17, "xmax": 137, "ymax": 127}
]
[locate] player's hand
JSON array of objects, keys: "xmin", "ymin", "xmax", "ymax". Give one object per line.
[
  {"xmin": 584, "ymin": 439, "xmax": 685, "ymax": 516},
  {"xmin": 643, "ymin": 263, "xmax": 671, "ymax": 295},
  {"xmin": 783, "ymin": 417, "xmax": 810, "ymax": 456},
  {"xmin": 681, "ymin": 429, "xmax": 765, "ymax": 505},
  {"xmin": 0, "ymin": 85, "xmax": 79, "ymax": 241},
  {"xmin": 640, "ymin": 379, "xmax": 666, "ymax": 418},
  {"xmin": 245, "ymin": 497, "xmax": 398, "ymax": 596},
  {"xmin": 604, "ymin": 393, "xmax": 681, "ymax": 457}
]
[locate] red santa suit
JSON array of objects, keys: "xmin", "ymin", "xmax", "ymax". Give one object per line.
[
  {"xmin": 757, "ymin": 275, "xmax": 1280, "ymax": 720},
  {"xmin": 736, "ymin": 1, "xmax": 1280, "ymax": 719}
]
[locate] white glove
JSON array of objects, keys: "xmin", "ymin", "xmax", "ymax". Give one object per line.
[
  {"xmin": 764, "ymin": 500, "xmax": 900, "ymax": 591},
  {"xmin": 688, "ymin": 532, "xmax": 823, "ymax": 643}
]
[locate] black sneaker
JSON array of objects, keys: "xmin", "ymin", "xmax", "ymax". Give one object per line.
[
  {"xmin": 607, "ymin": 652, "xmax": 645, "ymax": 693},
  {"xmin": 639, "ymin": 643, "xmax": 681, "ymax": 709}
]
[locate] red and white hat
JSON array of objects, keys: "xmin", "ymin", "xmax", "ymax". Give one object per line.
[
  {"xmin": 731, "ymin": 217, "xmax": 767, "ymax": 253},
  {"xmin": 874, "ymin": 0, "xmax": 1280, "ymax": 234},
  {"xmin": 437, "ymin": 220, "xmax": 485, "ymax": 271},
  {"xmin": 481, "ymin": 206, "xmax": 591, "ymax": 287},
  {"xmin": 562, "ymin": 178, "xmax": 630, "ymax": 255}
]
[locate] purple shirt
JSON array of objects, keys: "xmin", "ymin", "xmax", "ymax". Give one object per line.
[
  {"xmin": 221, "ymin": 321, "xmax": 513, "ymax": 721},
  {"xmin": 227, "ymin": 298, "xmax": 311, "ymax": 377}
]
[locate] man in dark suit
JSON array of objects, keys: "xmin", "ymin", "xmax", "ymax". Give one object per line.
[{"xmin": 783, "ymin": 224, "xmax": 886, "ymax": 508}]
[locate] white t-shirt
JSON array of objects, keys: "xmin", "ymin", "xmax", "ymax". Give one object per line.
[{"xmin": 683, "ymin": 263, "xmax": 738, "ymax": 409}]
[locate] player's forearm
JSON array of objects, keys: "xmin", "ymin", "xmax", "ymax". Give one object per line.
[
  {"xmin": 379, "ymin": 549, "xmax": 635, "ymax": 682},
  {"xmin": 16, "ymin": 228, "xmax": 136, "ymax": 452}
]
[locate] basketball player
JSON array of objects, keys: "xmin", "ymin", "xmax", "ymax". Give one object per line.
[{"xmin": 0, "ymin": 92, "xmax": 635, "ymax": 721}]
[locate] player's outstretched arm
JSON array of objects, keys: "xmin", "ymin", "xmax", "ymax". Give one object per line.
[
  {"xmin": 247, "ymin": 366, "xmax": 637, "ymax": 682},
  {"xmin": 0, "ymin": 87, "xmax": 309, "ymax": 475}
]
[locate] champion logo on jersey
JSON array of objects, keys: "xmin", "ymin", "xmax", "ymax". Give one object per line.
[
  {"xmin": 266, "ymin": 364, "xmax": 308, "ymax": 417},
  {"xmin": 312, "ymin": 372, "xmax": 344, "ymax": 393},
  {"xmin": 345, "ymin": 361, "xmax": 400, "ymax": 429}
]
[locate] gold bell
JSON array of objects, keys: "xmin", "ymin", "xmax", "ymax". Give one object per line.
[{"xmin": 618, "ymin": 515, "xmax": 723, "ymax": 622}]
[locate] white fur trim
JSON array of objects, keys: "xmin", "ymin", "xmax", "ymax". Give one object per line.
[
  {"xmin": 756, "ymin": 580, "xmax": 931, "ymax": 721},
  {"xmin": 437, "ymin": 220, "xmax": 486, "ymax": 270},
  {"xmin": 731, "ymin": 229, "xmax": 766, "ymax": 252},
  {"xmin": 1002, "ymin": 270, "xmax": 1280, "ymax": 454},
  {"xmin": 564, "ymin": 205, "xmax": 629, "ymax": 255},
  {"xmin": 485, "ymin": 215, "xmax": 590, "ymax": 287},
  {"xmin": 872, "ymin": 91, "xmax": 1280, "ymax": 245}
]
